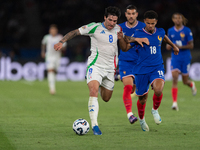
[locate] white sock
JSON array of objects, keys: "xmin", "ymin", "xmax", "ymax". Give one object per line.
[
  {"xmin": 48, "ymin": 72, "xmax": 55, "ymax": 92},
  {"xmin": 127, "ymin": 112, "xmax": 133, "ymax": 119},
  {"xmin": 88, "ymin": 97, "xmax": 99, "ymax": 127}
]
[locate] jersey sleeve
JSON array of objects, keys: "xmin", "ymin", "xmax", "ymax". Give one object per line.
[
  {"xmin": 186, "ymin": 28, "xmax": 193, "ymax": 42},
  {"xmin": 41, "ymin": 35, "xmax": 48, "ymax": 45},
  {"xmin": 78, "ymin": 22, "xmax": 101, "ymax": 36},
  {"xmin": 161, "ymin": 28, "xmax": 166, "ymax": 39}
]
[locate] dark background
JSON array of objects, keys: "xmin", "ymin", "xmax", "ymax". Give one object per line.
[{"xmin": 0, "ymin": 0, "xmax": 199, "ymax": 63}]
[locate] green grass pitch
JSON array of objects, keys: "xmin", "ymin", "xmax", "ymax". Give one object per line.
[{"xmin": 0, "ymin": 80, "xmax": 200, "ymax": 150}]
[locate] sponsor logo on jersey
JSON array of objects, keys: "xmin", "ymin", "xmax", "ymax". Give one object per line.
[{"xmin": 100, "ymin": 30, "xmax": 105, "ymax": 34}]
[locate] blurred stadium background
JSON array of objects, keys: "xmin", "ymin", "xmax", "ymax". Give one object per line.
[
  {"xmin": 0, "ymin": 0, "xmax": 200, "ymax": 81},
  {"xmin": 0, "ymin": 1, "xmax": 200, "ymax": 149}
]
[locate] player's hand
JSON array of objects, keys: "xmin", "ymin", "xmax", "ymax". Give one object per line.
[
  {"xmin": 173, "ymin": 45, "xmax": 179, "ymax": 55},
  {"xmin": 117, "ymin": 31, "xmax": 123, "ymax": 40},
  {"xmin": 135, "ymin": 38, "xmax": 149, "ymax": 47},
  {"xmin": 54, "ymin": 42, "xmax": 63, "ymax": 51}
]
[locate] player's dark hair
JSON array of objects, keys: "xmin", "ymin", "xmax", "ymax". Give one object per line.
[
  {"xmin": 104, "ymin": 6, "xmax": 121, "ymax": 18},
  {"xmin": 50, "ymin": 24, "xmax": 58, "ymax": 29},
  {"xmin": 172, "ymin": 12, "xmax": 188, "ymax": 25},
  {"xmin": 126, "ymin": 5, "xmax": 137, "ymax": 12},
  {"xmin": 144, "ymin": 10, "xmax": 158, "ymax": 20}
]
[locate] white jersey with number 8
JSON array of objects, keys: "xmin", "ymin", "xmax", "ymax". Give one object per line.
[{"xmin": 79, "ymin": 22, "xmax": 121, "ymax": 72}]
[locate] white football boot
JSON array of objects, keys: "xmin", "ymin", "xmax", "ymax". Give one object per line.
[
  {"xmin": 191, "ymin": 81, "xmax": 197, "ymax": 96},
  {"xmin": 171, "ymin": 102, "xmax": 179, "ymax": 111},
  {"xmin": 139, "ymin": 117, "xmax": 149, "ymax": 131},
  {"xmin": 151, "ymin": 108, "xmax": 162, "ymax": 125}
]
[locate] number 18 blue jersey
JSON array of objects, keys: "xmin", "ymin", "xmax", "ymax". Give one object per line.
[{"xmin": 130, "ymin": 27, "xmax": 165, "ymax": 74}]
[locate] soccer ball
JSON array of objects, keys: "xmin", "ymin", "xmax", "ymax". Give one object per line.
[{"xmin": 72, "ymin": 119, "xmax": 90, "ymax": 135}]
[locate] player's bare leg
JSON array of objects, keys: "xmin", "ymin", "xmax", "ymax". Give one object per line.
[
  {"xmin": 99, "ymin": 86, "xmax": 113, "ymax": 102},
  {"xmin": 87, "ymin": 80, "xmax": 102, "ymax": 135},
  {"xmin": 171, "ymin": 70, "xmax": 179, "ymax": 110},
  {"xmin": 48, "ymin": 69, "xmax": 56, "ymax": 95},
  {"xmin": 122, "ymin": 77, "xmax": 137, "ymax": 124},
  {"xmin": 182, "ymin": 74, "xmax": 197, "ymax": 96},
  {"xmin": 131, "ymin": 84, "xmax": 137, "ymax": 98},
  {"xmin": 151, "ymin": 79, "xmax": 164, "ymax": 124}
]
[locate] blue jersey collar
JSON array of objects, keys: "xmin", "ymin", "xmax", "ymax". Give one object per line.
[
  {"xmin": 102, "ymin": 22, "xmax": 107, "ymax": 29},
  {"xmin": 143, "ymin": 27, "xmax": 157, "ymax": 35},
  {"xmin": 174, "ymin": 25, "xmax": 184, "ymax": 32}
]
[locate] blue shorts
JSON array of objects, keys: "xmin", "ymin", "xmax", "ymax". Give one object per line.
[
  {"xmin": 171, "ymin": 58, "xmax": 191, "ymax": 74},
  {"xmin": 135, "ymin": 67, "xmax": 165, "ymax": 96},
  {"xmin": 119, "ymin": 60, "xmax": 137, "ymax": 81}
]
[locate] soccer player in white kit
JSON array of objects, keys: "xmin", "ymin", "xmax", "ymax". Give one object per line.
[
  {"xmin": 41, "ymin": 24, "xmax": 66, "ymax": 95},
  {"xmin": 54, "ymin": 6, "xmax": 147, "ymax": 135}
]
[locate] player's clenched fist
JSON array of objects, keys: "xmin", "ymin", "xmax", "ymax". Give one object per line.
[{"xmin": 54, "ymin": 42, "xmax": 63, "ymax": 51}]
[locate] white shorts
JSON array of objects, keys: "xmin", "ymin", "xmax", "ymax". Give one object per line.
[
  {"xmin": 46, "ymin": 56, "xmax": 60, "ymax": 70},
  {"xmin": 86, "ymin": 65, "xmax": 115, "ymax": 91}
]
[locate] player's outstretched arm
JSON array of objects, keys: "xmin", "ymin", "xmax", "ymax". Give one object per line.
[
  {"xmin": 126, "ymin": 36, "xmax": 149, "ymax": 47},
  {"xmin": 166, "ymin": 44, "xmax": 172, "ymax": 50},
  {"xmin": 177, "ymin": 40, "xmax": 194, "ymax": 50},
  {"xmin": 118, "ymin": 31, "xmax": 132, "ymax": 52},
  {"xmin": 134, "ymin": 37, "xmax": 149, "ymax": 47},
  {"xmin": 163, "ymin": 35, "xmax": 179, "ymax": 55},
  {"xmin": 54, "ymin": 29, "xmax": 81, "ymax": 51}
]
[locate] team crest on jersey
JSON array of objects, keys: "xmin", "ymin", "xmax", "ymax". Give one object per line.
[
  {"xmin": 123, "ymin": 71, "xmax": 126, "ymax": 75},
  {"xmin": 100, "ymin": 30, "xmax": 105, "ymax": 34},
  {"xmin": 158, "ymin": 36, "xmax": 162, "ymax": 42},
  {"xmin": 180, "ymin": 32, "xmax": 185, "ymax": 40},
  {"xmin": 158, "ymin": 35, "xmax": 162, "ymax": 46}
]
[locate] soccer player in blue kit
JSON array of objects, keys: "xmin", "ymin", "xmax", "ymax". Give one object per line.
[
  {"xmin": 166, "ymin": 13, "xmax": 197, "ymax": 111},
  {"xmin": 118, "ymin": 10, "xmax": 179, "ymax": 131},
  {"xmin": 118, "ymin": 5, "xmax": 146, "ymax": 124}
]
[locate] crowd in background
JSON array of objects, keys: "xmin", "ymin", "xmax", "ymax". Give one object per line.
[{"xmin": 0, "ymin": 0, "xmax": 200, "ymax": 62}]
